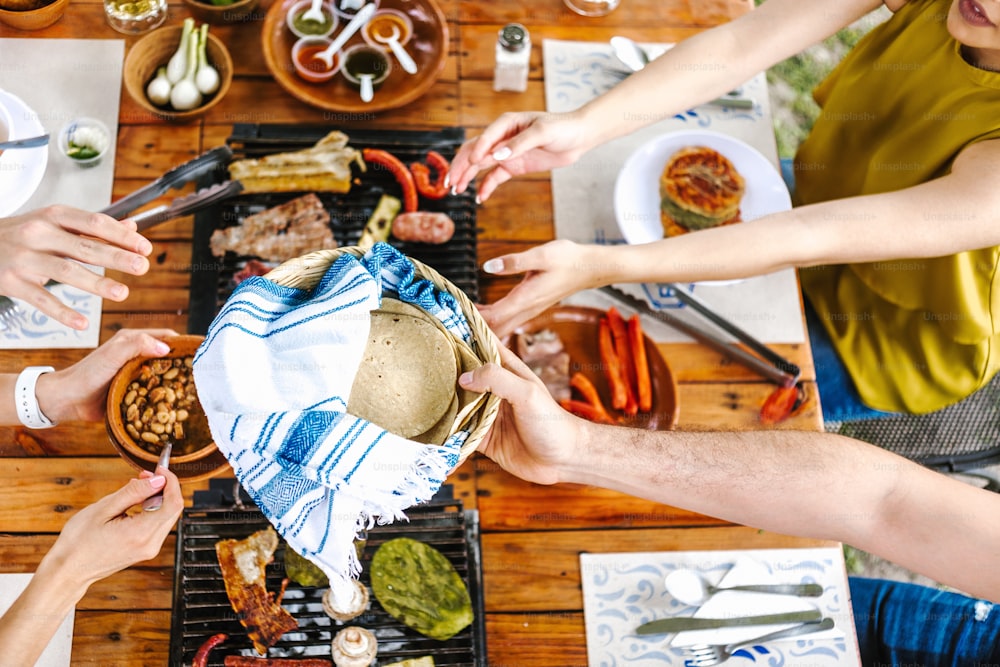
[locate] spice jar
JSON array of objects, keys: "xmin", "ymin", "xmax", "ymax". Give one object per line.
[{"xmin": 494, "ymin": 23, "xmax": 530, "ymax": 93}]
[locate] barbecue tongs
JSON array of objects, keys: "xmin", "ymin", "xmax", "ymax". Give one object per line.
[
  {"xmin": 600, "ymin": 284, "xmax": 801, "ymax": 387},
  {"xmin": 101, "ymin": 145, "xmax": 242, "ymax": 229}
]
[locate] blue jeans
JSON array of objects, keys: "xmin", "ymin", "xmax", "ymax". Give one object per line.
[{"xmin": 851, "ymin": 577, "xmax": 1000, "ymax": 666}]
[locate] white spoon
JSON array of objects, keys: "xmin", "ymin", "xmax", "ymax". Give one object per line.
[
  {"xmin": 372, "ymin": 23, "xmax": 417, "ymax": 75},
  {"xmin": 359, "ymin": 73, "xmax": 374, "ymax": 102},
  {"xmin": 664, "ymin": 569, "xmax": 824, "ymax": 606},
  {"xmin": 301, "ymin": 0, "xmax": 326, "ymax": 23},
  {"xmin": 313, "ymin": 2, "xmax": 376, "ymax": 70}
]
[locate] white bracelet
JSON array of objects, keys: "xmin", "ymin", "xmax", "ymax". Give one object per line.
[{"xmin": 15, "ymin": 366, "xmax": 56, "ymax": 429}]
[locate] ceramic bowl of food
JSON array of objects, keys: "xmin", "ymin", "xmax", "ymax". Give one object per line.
[
  {"xmin": 106, "ymin": 335, "xmax": 219, "ymax": 476},
  {"xmin": 182, "ymin": 0, "xmax": 260, "ymax": 24},
  {"xmin": 123, "ymin": 24, "xmax": 234, "ymax": 123},
  {"xmin": 0, "ymin": 0, "xmax": 69, "ymax": 31}
]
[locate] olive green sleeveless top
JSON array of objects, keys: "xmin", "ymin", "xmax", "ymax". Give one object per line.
[{"xmin": 795, "ymin": 0, "xmax": 1000, "ymax": 413}]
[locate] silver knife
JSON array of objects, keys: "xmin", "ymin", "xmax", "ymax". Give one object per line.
[
  {"xmin": 0, "ymin": 134, "xmax": 49, "ymax": 150},
  {"xmin": 598, "ymin": 285, "xmax": 799, "ymax": 387},
  {"xmin": 635, "ymin": 609, "xmax": 822, "ymax": 635}
]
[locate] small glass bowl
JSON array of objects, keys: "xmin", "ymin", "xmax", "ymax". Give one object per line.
[
  {"xmin": 291, "ymin": 37, "xmax": 342, "ymax": 83},
  {"xmin": 340, "ymin": 43, "xmax": 392, "ymax": 87},
  {"xmin": 333, "ymin": 0, "xmax": 377, "ymax": 21},
  {"xmin": 286, "ymin": 0, "xmax": 338, "ymax": 39},
  {"xmin": 58, "ymin": 117, "xmax": 111, "ymax": 168},
  {"xmin": 361, "ymin": 8, "xmax": 413, "ymax": 50}
]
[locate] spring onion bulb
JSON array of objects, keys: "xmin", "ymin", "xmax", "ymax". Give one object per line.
[
  {"xmin": 195, "ymin": 23, "xmax": 220, "ymax": 95},
  {"xmin": 169, "ymin": 23, "xmax": 203, "ymax": 111},
  {"xmin": 166, "ymin": 18, "xmax": 196, "ymax": 84},
  {"xmin": 146, "ymin": 66, "xmax": 172, "ymax": 106}
]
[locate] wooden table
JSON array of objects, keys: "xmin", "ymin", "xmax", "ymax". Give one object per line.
[{"xmin": 0, "ymin": 1, "xmax": 834, "ymax": 664}]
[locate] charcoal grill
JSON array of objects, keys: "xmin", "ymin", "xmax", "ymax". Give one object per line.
[
  {"xmin": 188, "ymin": 124, "xmax": 479, "ymax": 335},
  {"xmin": 169, "ymin": 480, "xmax": 487, "ymax": 666}
]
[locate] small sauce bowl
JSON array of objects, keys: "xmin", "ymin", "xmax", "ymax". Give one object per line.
[
  {"xmin": 58, "ymin": 117, "xmax": 111, "ymax": 168},
  {"xmin": 340, "ymin": 43, "xmax": 391, "ymax": 101},
  {"xmin": 286, "ymin": 0, "xmax": 338, "ymax": 39},
  {"xmin": 361, "ymin": 8, "xmax": 413, "ymax": 49},
  {"xmin": 291, "ymin": 37, "xmax": 342, "ymax": 83}
]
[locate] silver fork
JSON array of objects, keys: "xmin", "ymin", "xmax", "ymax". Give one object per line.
[
  {"xmin": 0, "ymin": 296, "xmax": 27, "ymax": 333},
  {"xmin": 682, "ymin": 617, "xmax": 835, "ymax": 666}
]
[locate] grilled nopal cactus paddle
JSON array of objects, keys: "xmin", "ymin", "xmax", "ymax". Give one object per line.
[{"xmin": 370, "ymin": 537, "xmax": 474, "ymax": 641}]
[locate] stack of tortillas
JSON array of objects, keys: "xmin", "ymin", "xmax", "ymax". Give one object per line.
[
  {"xmin": 347, "ymin": 297, "xmax": 488, "ymax": 446},
  {"xmin": 264, "ymin": 245, "xmax": 500, "ymax": 462}
]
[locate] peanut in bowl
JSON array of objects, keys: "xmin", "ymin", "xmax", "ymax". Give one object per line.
[{"xmin": 105, "ymin": 335, "xmax": 216, "ymax": 467}]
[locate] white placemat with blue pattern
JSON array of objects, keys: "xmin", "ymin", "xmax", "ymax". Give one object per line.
[
  {"xmin": 543, "ymin": 39, "xmax": 805, "ymax": 345},
  {"xmin": 581, "ymin": 547, "xmax": 861, "ymax": 666},
  {"xmin": 193, "ymin": 243, "xmax": 469, "ymax": 603}
]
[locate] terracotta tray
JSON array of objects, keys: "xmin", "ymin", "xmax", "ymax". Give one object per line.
[{"xmin": 262, "ymin": 0, "xmax": 448, "ymax": 113}]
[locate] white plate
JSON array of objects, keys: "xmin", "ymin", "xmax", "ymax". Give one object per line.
[
  {"xmin": 613, "ymin": 129, "xmax": 791, "ymax": 246},
  {"xmin": 0, "ymin": 89, "xmax": 48, "ymax": 217}
]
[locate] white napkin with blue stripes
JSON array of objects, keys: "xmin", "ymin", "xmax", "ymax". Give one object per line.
[{"xmin": 193, "ymin": 243, "xmax": 473, "ymax": 603}]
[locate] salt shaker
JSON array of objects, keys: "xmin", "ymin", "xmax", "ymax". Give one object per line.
[{"xmin": 494, "ymin": 23, "xmax": 530, "ymax": 93}]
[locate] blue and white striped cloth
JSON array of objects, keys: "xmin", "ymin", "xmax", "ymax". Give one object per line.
[{"xmin": 193, "ymin": 243, "xmax": 472, "ymax": 602}]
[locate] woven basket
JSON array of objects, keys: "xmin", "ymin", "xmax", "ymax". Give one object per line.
[{"xmin": 265, "ymin": 246, "xmax": 501, "ymax": 464}]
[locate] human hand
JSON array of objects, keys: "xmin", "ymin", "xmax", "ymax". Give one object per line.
[
  {"xmin": 0, "ymin": 206, "xmax": 153, "ymax": 330},
  {"xmin": 478, "ymin": 240, "xmax": 611, "ymax": 338},
  {"xmin": 459, "ymin": 345, "xmax": 586, "ymax": 486},
  {"xmin": 35, "ymin": 328, "xmax": 179, "ymax": 424},
  {"xmin": 447, "ymin": 111, "xmax": 590, "ymax": 202},
  {"xmin": 38, "ymin": 465, "xmax": 182, "ymax": 593}
]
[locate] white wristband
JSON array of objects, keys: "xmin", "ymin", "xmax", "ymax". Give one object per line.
[{"xmin": 15, "ymin": 366, "xmax": 56, "ymax": 429}]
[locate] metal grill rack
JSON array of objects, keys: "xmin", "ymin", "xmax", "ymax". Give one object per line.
[
  {"xmin": 188, "ymin": 124, "xmax": 479, "ymax": 335},
  {"xmin": 169, "ymin": 482, "xmax": 486, "ymax": 666}
]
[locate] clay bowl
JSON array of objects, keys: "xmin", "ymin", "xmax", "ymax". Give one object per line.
[
  {"xmin": 106, "ymin": 335, "xmax": 224, "ymax": 481},
  {"xmin": 123, "ymin": 25, "xmax": 234, "ymax": 122},
  {"xmin": 0, "ymin": 0, "xmax": 69, "ymax": 30},
  {"xmin": 182, "ymin": 0, "xmax": 261, "ymax": 25}
]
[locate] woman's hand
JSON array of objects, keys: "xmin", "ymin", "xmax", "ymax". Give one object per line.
[
  {"xmin": 478, "ymin": 240, "xmax": 613, "ymax": 338},
  {"xmin": 448, "ymin": 111, "xmax": 591, "ymax": 203},
  {"xmin": 39, "ymin": 466, "xmax": 183, "ymax": 591},
  {"xmin": 460, "ymin": 345, "xmax": 586, "ymax": 486},
  {"xmin": 35, "ymin": 328, "xmax": 179, "ymax": 423},
  {"xmin": 0, "ymin": 206, "xmax": 153, "ymax": 330}
]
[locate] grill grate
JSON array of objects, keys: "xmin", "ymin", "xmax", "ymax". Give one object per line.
[
  {"xmin": 169, "ymin": 483, "xmax": 486, "ymax": 666},
  {"xmin": 188, "ymin": 125, "xmax": 479, "ymax": 335}
]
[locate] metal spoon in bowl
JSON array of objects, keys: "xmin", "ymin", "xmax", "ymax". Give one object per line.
[
  {"xmin": 142, "ymin": 442, "xmax": 172, "ymax": 512},
  {"xmin": 313, "ymin": 2, "xmax": 376, "ymax": 70},
  {"xmin": 665, "ymin": 568, "xmax": 824, "ymax": 606}
]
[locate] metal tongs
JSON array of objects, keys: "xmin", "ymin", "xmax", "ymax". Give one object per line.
[
  {"xmin": 599, "ymin": 284, "xmax": 800, "ymax": 387},
  {"xmin": 101, "ymin": 145, "xmax": 241, "ymax": 228}
]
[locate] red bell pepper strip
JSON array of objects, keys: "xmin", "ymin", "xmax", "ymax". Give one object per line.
[
  {"xmin": 606, "ymin": 307, "xmax": 638, "ymax": 416},
  {"xmin": 759, "ymin": 384, "xmax": 803, "ymax": 425},
  {"xmin": 569, "ymin": 372, "xmax": 615, "ymax": 423},
  {"xmin": 598, "ymin": 318, "xmax": 629, "ymax": 411},
  {"xmin": 193, "ymin": 633, "xmax": 228, "ymax": 667},
  {"xmin": 410, "ymin": 150, "xmax": 450, "ymax": 200},
  {"xmin": 362, "ymin": 148, "xmax": 418, "ymax": 212},
  {"xmin": 627, "ymin": 314, "xmax": 652, "ymax": 412}
]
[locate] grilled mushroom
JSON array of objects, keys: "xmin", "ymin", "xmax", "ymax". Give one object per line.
[
  {"xmin": 322, "ymin": 580, "xmax": 370, "ymax": 622},
  {"xmin": 330, "ymin": 626, "xmax": 377, "ymax": 667}
]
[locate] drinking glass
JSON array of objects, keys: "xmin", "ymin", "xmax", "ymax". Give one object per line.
[
  {"xmin": 563, "ymin": 0, "xmax": 620, "ymax": 17},
  {"xmin": 104, "ymin": 0, "xmax": 167, "ymax": 34}
]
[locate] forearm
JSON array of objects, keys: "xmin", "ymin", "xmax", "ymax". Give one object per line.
[
  {"xmin": 561, "ymin": 424, "xmax": 1000, "ymax": 600},
  {"xmin": 0, "ymin": 560, "xmax": 89, "ymax": 667}
]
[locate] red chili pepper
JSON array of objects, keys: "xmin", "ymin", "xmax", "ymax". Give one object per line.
[
  {"xmin": 193, "ymin": 633, "xmax": 228, "ymax": 667},
  {"xmin": 410, "ymin": 150, "xmax": 450, "ymax": 200},
  {"xmin": 363, "ymin": 148, "xmax": 418, "ymax": 212},
  {"xmin": 759, "ymin": 384, "xmax": 803, "ymax": 425}
]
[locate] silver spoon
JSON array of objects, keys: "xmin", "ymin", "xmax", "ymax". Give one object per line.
[
  {"xmin": 0, "ymin": 134, "xmax": 49, "ymax": 151},
  {"xmin": 665, "ymin": 568, "xmax": 824, "ymax": 606}
]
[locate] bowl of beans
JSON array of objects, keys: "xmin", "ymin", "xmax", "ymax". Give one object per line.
[{"xmin": 105, "ymin": 335, "xmax": 217, "ymax": 468}]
